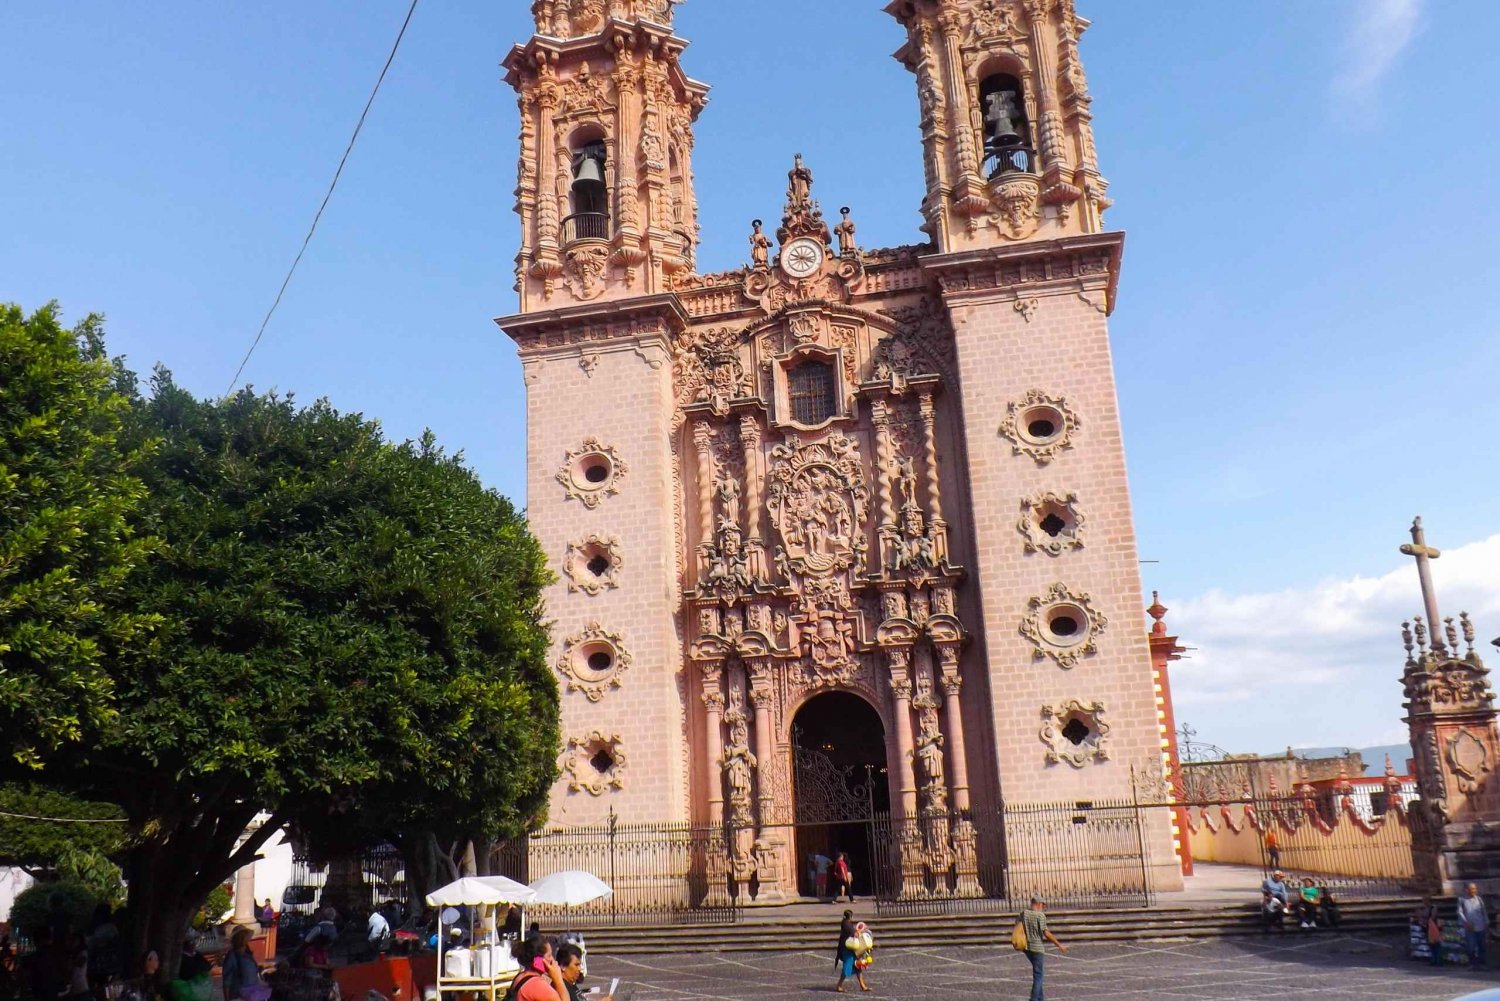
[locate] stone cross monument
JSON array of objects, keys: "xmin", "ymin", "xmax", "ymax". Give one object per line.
[{"xmin": 1399, "ymin": 517, "xmax": 1500, "ymax": 893}]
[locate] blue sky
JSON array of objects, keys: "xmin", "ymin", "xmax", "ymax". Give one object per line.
[{"xmin": 3, "ymin": 1, "xmax": 1497, "ymax": 753}]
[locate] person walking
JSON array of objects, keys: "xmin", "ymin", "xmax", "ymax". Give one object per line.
[
  {"xmin": 1421, "ymin": 896, "xmax": 1444, "ymax": 967},
  {"xmin": 1264, "ymin": 828, "xmax": 1280, "ymax": 871},
  {"xmin": 833, "ymin": 910, "xmax": 857, "ymax": 993},
  {"xmin": 1020, "ymin": 897, "xmax": 1066, "ymax": 1001},
  {"xmin": 220, "ymin": 929, "xmax": 262, "ymax": 1001},
  {"xmin": 833, "ymin": 853, "xmax": 855, "ymax": 903},
  {"xmin": 813, "ymin": 853, "xmax": 833, "ymax": 900},
  {"xmin": 1458, "ymin": 883, "xmax": 1490, "ymax": 970}
]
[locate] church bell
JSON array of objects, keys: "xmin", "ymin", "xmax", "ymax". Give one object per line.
[{"xmin": 571, "ymin": 142, "xmax": 608, "ymax": 211}]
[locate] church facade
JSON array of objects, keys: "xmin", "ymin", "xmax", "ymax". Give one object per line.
[{"xmin": 498, "ymin": 0, "xmax": 1183, "ymax": 901}]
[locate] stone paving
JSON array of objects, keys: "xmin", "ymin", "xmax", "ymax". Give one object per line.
[{"xmin": 587, "ymin": 933, "xmax": 1500, "ymax": 1001}]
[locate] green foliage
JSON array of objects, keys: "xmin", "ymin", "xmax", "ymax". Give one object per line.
[
  {"xmin": 0, "ymin": 783, "xmax": 128, "ymax": 867},
  {"xmin": 0, "ymin": 303, "xmax": 158, "ymax": 767},
  {"xmin": 192, "ymin": 885, "xmax": 232, "ymax": 931},
  {"xmin": 10, "ymin": 879, "xmax": 100, "ymax": 936},
  {"xmin": 108, "ymin": 372, "xmax": 559, "ymax": 844},
  {"xmin": 58, "ymin": 845, "xmax": 126, "ymax": 907}
]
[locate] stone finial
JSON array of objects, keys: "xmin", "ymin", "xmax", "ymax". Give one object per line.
[
  {"xmin": 1413, "ymin": 616, "xmax": 1428, "ymax": 652},
  {"xmin": 1267, "ymin": 772, "xmax": 1280, "ymax": 797},
  {"xmin": 1445, "ymin": 617, "xmax": 1460, "ymax": 657},
  {"xmin": 1147, "ymin": 590, "xmax": 1168, "ymax": 636},
  {"xmin": 1384, "ymin": 753, "xmax": 1403, "ymax": 793},
  {"xmin": 1459, "ymin": 611, "xmax": 1475, "ymax": 654},
  {"xmin": 1402, "ymin": 620, "xmax": 1415, "ymax": 661}
]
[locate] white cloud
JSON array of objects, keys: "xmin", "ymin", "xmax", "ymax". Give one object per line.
[
  {"xmin": 1166, "ymin": 532, "xmax": 1500, "ymax": 755},
  {"xmin": 1333, "ymin": 0, "xmax": 1424, "ymax": 104}
]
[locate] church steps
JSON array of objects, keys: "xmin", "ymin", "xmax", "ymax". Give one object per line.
[{"xmin": 574, "ymin": 899, "xmax": 1418, "ymax": 954}]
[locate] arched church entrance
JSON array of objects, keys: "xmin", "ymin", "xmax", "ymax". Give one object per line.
[{"xmin": 791, "ymin": 691, "xmax": 890, "ymax": 900}]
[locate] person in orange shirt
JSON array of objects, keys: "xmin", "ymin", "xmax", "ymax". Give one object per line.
[{"xmin": 1264, "ymin": 828, "xmax": 1281, "ymax": 870}]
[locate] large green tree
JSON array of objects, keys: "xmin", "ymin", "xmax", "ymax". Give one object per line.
[
  {"xmin": 0, "ymin": 302, "xmax": 158, "ymax": 765},
  {"xmin": 7, "ymin": 353, "xmax": 557, "ymax": 972}
]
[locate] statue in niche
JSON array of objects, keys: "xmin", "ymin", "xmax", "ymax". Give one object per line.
[
  {"xmin": 749, "ymin": 219, "xmax": 771, "ymax": 268},
  {"xmin": 723, "ymin": 714, "xmax": 756, "ymax": 825},
  {"xmin": 915, "ymin": 708, "xmax": 947, "ymax": 811},
  {"xmin": 806, "ymin": 610, "xmax": 855, "ymax": 679},
  {"xmin": 890, "ymin": 504, "xmax": 935, "ymax": 572},
  {"xmin": 716, "ymin": 475, "xmax": 742, "ymax": 528},
  {"xmin": 894, "ymin": 455, "xmax": 919, "ymax": 510},
  {"xmin": 835, "ymin": 206, "xmax": 857, "ymax": 257}
]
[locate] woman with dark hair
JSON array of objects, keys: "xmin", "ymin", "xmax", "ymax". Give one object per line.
[
  {"xmin": 504, "ymin": 937, "xmax": 566, "ymax": 1001},
  {"xmin": 221, "ymin": 928, "xmax": 262, "ymax": 1001}
]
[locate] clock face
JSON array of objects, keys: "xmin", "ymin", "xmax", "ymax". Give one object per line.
[{"xmin": 781, "ymin": 238, "xmax": 825, "ymax": 278}]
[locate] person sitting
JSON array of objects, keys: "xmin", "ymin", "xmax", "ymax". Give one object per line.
[
  {"xmin": 1261, "ymin": 890, "xmax": 1286, "ymax": 932},
  {"xmin": 1320, "ymin": 886, "xmax": 1341, "ymax": 929},
  {"xmin": 1296, "ymin": 878, "xmax": 1324, "ymax": 929},
  {"xmin": 555, "ymin": 942, "xmax": 611, "ymax": 1001},
  {"xmin": 504, "ymin": 937, "xmax": 568, "ymax": 1001},
  {"xmin": 1260, "ymin": 870, "xmax": 1289, "ymax": 931}
]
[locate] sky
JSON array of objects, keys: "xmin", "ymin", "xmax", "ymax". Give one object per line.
[{"xmin": 3, "ymin": 0, "xmax": 1497, "ymax": 755}]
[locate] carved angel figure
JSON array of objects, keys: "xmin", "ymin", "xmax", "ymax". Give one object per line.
[{"xmin": 749, "ymin": 219, "xmax": 771, "ymax": 268}]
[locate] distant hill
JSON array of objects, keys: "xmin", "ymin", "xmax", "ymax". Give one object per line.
[{"xmin": 1272, "ymin": 743, "xmax": 1413, "ymax": 777}]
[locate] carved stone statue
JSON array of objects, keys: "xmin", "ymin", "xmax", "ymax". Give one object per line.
[
  {"xmin": 716, "ymin": 475, "xmax": 742, "ymax": 527},
  {"xmin": 788, "ymin": 153, "xmax": 813, "ymax": 205},
  {"xmin": 894, "ymin": 455, "xmax": 919, "ymax": 509},
  {"xmin": 915, "ymin": 709, "xmax": 947, "ymax": 810},
  {"xmin": 835, "ymin": 206, "xmax": 857, "ymax": 257},
  {"xmin": 749, "ymin": 219, "xmax": 771, "ymax": 268},
  {"xmin": 723, "ymin": 715, "xmax": 756, "ymax": 824}
]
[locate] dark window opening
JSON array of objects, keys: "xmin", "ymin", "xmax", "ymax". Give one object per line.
[
  {"xmin": 788, "ymin": 360, "xmax": 837, "ymax": 426},
  {"xmin": 587, "ymin": 651, "xmax": 613, "ymax": 673},
  {"xmin": 1040, "ymin": 513, "xmax": 1067, "ymax": 537},
  {"xmin": 979, "ymin": 73, "xmax": 1034, "ymax": 176},
  {"xmin": 1062, "ymin": 718, "xmax": 1091, "ymax": 746},
  {"xmin": 1050, "ymin": 615, "xmax": 1080, "ymax": 637},
  {"xmin": 583, "ymin": 462, "xmax": 609, "ymax": 483},
  {"xmin": 589, "ymin": 748, "xmax": 615, "ymax": 773},
  {"xmin": 586, "ymin": 555, "xmax": 611, "ymax": 577}
]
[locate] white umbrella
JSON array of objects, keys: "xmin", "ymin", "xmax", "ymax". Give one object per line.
[
  {"xmin": 526, "ymin": 870, "xmax": 614, "ymax": 907},
  {"xmin": 426, "ymin": 876, "xmax": 523, "ymax": 907},
  {"xmin": 477, "ymin": 875, "xmax": 537, "ymax": 903}
]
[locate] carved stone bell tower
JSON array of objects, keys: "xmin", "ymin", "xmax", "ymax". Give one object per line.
[{"xmin": 504, "ymin": 0, "xmax": 707, "ymax": 311}]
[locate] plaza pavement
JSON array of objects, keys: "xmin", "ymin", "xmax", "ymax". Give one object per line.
[{"xmin": 587, "ymin": 932, "xmax": 1500, "ymax": 1000}]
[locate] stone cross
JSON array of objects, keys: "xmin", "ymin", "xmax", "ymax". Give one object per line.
[{"xmin": 1400, "ymin": 516, "xmax": 1446, "ymax": 656}]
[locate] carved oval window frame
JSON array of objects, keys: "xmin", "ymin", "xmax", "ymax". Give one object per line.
[
  {"xmin": 557, "ymin": 621, "xmax": 632, "ymax": 701},
  {"xmin": 1020, "ymin": 583, "xmax": 1108, "ymax": 669},
  {"xmin": 556, "ymin": 438, "xmax": 628, "ymax": 508},
  {"xmin": 999, "ymin": 389, "xmax": 1081, "ymax": 465},
  {"xmin": 565, "ymin": 533, "xmax": 623, "ymax": 595}
]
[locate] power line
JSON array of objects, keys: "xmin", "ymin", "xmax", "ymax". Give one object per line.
[
  {"xmin": 226, "ymin": 0, "xmax": 422, "ymax": 396},
  {"xmin": 0, "ymin": 810, "xmax": 127, "ymax": 824}
]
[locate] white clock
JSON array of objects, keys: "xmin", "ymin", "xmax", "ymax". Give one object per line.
[{"xmin": 780, "ymin": 237, "xmax": 825, "ymax": 278}]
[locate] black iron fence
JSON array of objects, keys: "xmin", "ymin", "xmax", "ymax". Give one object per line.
[
  {"xmin": 283, "ymin": 846, "xmax": 406, "ymax": 938},
  {"xmin": 868, "ymin": 799, "xmax": 1153, "ymax": 917},
  {"xmin": 562, "ymin": 212, "xmax": 609, "ymax": 243},
  {"xmin": 492, "ymin": 815, "xmax": 738, "ymax": 927}
]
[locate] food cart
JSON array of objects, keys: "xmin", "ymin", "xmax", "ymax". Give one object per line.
[{"xmin": 424, "ymin": 876, "xmax": 535, "ymax": 1001}]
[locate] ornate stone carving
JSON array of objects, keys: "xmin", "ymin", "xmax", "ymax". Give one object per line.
[
  {"xmin": 998, "ymin": 389, "xmax": 1081, "ymax": 465},
  {"xmin": 564, "ymin": 243, "xmax": 609, "ymax": 300},
  {"xmin": 1020, "ymin": 582, "xmax": 1108, "ymax": 669},
  {"xmin": 1447, "ymin": 730, "xmax": 1492, "ymax": 794},
  {"xmin": 1018, "ymin": 491, "xmax": 1085, "ymax": 556},
  {"xmin": 722, "ymin": 705, "xmax": 757, "ymax": 826},
  {"xmin": 914, "ymin": 698, "xmax": 948, "ymax": 813},
  {"xmin": 876, "ymin": 298, "xmax": 956, "ymax": 384},
  {"xmin": 1039, "ymin": 700, "xmax": 1110, "ymax": 767},
  {"xmin": 562, "ymin": 731, "xmax": 626, "ymax": 795},
  {"xmin": 990, "ymin": 172, "xmax": 1041, "ymax": 240},
  {"xmin": 672, "ymin": 325, "xmax": 750, "ymax": 420},
  {"xmin": 556, "ymin": 437, "xmax": 627, "ymax": 507},
  {"xmin": 557, "ymin": 620, "xmax": 632, "ymax": 701},
  {"xmin": 564, "ymin": 533, "xmax": 623, "ymax": 595}
]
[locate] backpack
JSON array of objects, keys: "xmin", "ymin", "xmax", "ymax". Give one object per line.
[{"xmin": 1010, "ymin": 917, "xmax": 1028, "ymax": 951}]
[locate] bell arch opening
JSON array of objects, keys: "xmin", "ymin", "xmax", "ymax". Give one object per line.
[{"xmin": 791, "ymin": 691, "xmax": 890, "ymax": 900}]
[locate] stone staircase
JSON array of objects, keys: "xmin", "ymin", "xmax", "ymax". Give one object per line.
[{"xmin": 575, "ymin": 897, "xmax": 1420, "ymax": 954}]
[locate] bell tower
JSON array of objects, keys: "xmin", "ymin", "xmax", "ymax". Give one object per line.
[
  {"xmin": 503, "ymin": 0, "xmax": 708, "ymax": 311},
  {"xmin": 887, "ymin": 0, "xmax": 1109, "ymax": 250}
]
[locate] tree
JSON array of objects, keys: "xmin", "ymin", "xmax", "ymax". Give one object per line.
[
  {"xmin": 0, "ymin": 303, "xmax": 158, "ymax": 767},
  {"xmin": 9, "ymin": 360, "xmax": 557, "ymax": 975},
  {"xmin": 0, "ymin": 783, "xmax": 128, "ymax": 873}
]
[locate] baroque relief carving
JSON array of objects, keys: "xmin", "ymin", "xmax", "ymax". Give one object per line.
[
  {"xmin": 998, "ymin": 389, "xmax": 1080, "ymax": 465},
  {"xmin": 556, "ymin": 438, "xmax": 627, "ymax": 508},
  {"xmin": 564, "ymin": 244, "xmax": 609, "ymax": 301},
  {"xmin": 557, "ymin": 621, "xmax": 632, "ymax": 701},
  {"xmin": 1447, "ymin": 729, "xmax": 1492, "ymax": 794},
  {"xmin": 1040, "ymin": 700, "xmax": 1111, "ymax": 767},
  {"xmin": 1018, "ymin": 491, "xmax": 1085, "ymax": 556},
  {"xmin": 564, "ymin": 533, "xmax": 623, "ymax": 594},
  {"xmin": 562, "ymin": 731, "xmax": 626, "ymax": 796},
  {"xmin": 1020, "ymin": 582, "xmax": 1107, "ymax": 669},
  {"xmin": 672, "ymin": 324, "xmax": 750, "ymax": 421}
]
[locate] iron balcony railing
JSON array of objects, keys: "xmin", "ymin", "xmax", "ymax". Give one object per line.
[
  {"xmin": 985, "ymin": 144, "xmax": 1037, "ymax": 178},
  {"xmin": 563, "ymin": 211, "xmax": 610, "ymax": 243}
]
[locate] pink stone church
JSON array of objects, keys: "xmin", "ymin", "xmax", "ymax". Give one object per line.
[{"xmin": 498, "ymin": 0, "xmax": 1184, "ymax": 904}]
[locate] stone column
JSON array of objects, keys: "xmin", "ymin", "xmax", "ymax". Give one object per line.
[
  {"xmin": 692, "ymin": 419, "xmax": 715, "ymax": 576},
  {"xmin": 232, "ymin": 861, "xmax": 257, "ymax": 930},
  {"xmin": 740, "ymin": 414, "xmax": 766, "ymax": 579},
  {"xmin": 918, "ymin": 391, "xmax": 948, "ymax": 562},
  {"xmin": 937, "ymin": 646, "xmax": 970, "ymax": 813},
  {"xmin": 871, "ymin": 399, "xmax": 897, "ymax": 571},
  {"xmin": 747, "ymin": 660, "xmax": 789, "ymax": 901},
  {"xmin": 887, "ymin": 649, "xmax": 918, "ymax": 818},
  {"xmin": 935, "ymin": 10, "xmax": 978, "ymax": 180},
  {"xmin": 702, "ymin": 666, "xmax": 725, "ymax": 824}
]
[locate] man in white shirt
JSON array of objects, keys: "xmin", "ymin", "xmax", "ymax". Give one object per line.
[{"xmin": 367, "ymin": 908, "xmax": 391, "ymax": 953}]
